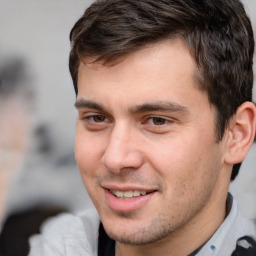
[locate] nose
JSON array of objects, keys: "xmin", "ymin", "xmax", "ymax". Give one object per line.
[{"xmin": 101, "ymin": 124, "xmax": 144, "ymax": 173}]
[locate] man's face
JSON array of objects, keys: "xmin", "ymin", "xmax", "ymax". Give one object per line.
[{"xmin": 75, "ymin": 39, "xmax": 229, "ymax": 245}]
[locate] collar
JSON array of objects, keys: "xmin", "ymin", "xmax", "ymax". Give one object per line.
[{"xmin": 195, "ymin": 193, "xmax": 256, "ymax": 256}]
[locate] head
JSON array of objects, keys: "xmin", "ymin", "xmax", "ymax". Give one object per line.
[
  {"xmin": 70, "ymin": 0, "xmax": 256, "ymax": 252},
  {"xmin": 70, "ymin": 0, "xmax": 254, "ymax": 181}
]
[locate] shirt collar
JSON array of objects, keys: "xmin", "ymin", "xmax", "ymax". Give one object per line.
[{"xmin": 196, "ymin": 193, "xmax": 256, "ymax": 256}]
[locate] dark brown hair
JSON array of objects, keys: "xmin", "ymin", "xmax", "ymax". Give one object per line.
[{"xmin": 69, "ymin": 0, "xmax": 254, "ymax": 180}]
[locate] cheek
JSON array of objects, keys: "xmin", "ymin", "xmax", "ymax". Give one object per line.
[
  {"xmin": 75, "ymin": 133, "xmax": 103, "ymax": 203},
  {"xmin": 75, "ymin": 128, "xmax": 106, "ymax": 178},
  {"xmin": 75, "ymin": 132, "xmax": 94, "ymax": 175},
  {"xmin": 147, "ymin": 134, "xmax": 218, "ymax": 190},
  {"xmin": 147, "ymin": 136, "xmax": 198, "ymax": 172}
]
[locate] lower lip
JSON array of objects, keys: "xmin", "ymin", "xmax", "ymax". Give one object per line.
[{"xmin": 104, "ymin": 189, "xmax": 155, "ymax": 212}]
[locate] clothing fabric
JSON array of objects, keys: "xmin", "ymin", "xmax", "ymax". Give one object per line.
[
  {"xmin": 0, "ymin": 205, "xmax": 66, "ymax": 256},
  {"xmin": 29, "ymin": 194, "xmax": 256, "ymax": 256},
  {"xmin": 29, "ymin": 207, "xmax": 99, "ymax": 256}
]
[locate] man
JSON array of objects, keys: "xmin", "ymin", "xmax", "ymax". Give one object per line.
[{"xmin": 29, "ymin": 0, "xmax": 256, "ymax": 255}]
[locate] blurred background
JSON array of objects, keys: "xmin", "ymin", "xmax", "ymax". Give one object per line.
[
  {"xmin": 0, "ymin": 0, "xmax": 255, "ymax": 231},
  {"xmin": 0, "ymin": 0, "xmax": 94, "ymax": 228}
]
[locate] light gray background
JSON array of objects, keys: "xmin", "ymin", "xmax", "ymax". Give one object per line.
[{"xmin": 0, "ymin": 0, "xmax": 255, "ymax": 217}]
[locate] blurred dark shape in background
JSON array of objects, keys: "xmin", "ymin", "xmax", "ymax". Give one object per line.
[
  {"xmin": 0, "ymin": 56, "xmax": 33, "ymax": 223},
  {"xmin": 34, "ymin": 125, "xmax": 53, "ymax": 155},
  {"xmin": 0, "ymin": 204, "xmax": 67, "ymax": 256},
  {"xmin": 0, "ymin": 58, "xmax": 33, "ymax": 98},
  {"xmin": 0, "ymin": 57, "xmax": 69, "ymax": 256},
  {"xmin": 0, "ymin": 53, "xmax": 89, "ymax": 256}
]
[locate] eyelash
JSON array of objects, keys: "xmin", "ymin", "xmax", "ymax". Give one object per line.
[
  {"xmin": 146, "ymin": 116, "xmax": 170, "ymax": 126},
  {"xmin": 86, "ymin": 115, "xmax": 108, "ymax": 123}
]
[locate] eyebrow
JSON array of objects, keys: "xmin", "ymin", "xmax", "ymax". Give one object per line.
[
  {"xmin": 75, "ymin": 99, "xmax": 189, "ymax": 115},
  {"xmin": 74, "ymin": 99, "xmax": 105, "ymax": 111},
  {"xmin": 129, "ymin": 101, "xmax": 189, "ymax": 115}
]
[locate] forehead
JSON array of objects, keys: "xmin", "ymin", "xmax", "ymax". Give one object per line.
[{"xmin": 77, "ymin": 39, "xmax": 208, "ymax": 110}]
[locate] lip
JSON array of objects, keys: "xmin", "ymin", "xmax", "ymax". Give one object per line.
[{"xmin": 104, "ymin": 188, "xmax": 156, "ymax": 212}]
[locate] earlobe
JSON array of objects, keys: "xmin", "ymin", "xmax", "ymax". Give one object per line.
[{"xmin": 224, "ymin": 101, "xmax": 256, "ymax": 165}]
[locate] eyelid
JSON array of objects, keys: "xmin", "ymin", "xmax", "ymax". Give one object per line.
[
  {"xmin": 78, "ymin": 110, "xmax": 110, "ymax": 121},
  {"xmin": 140, "ymin": 115, "xmax": 175, "ymax": 134},
  {"xmin": 79, "ymin": 112, "xmax": 111, "ymax": 131}
]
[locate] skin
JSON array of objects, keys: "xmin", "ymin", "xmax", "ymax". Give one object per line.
[{"xmin": 75, "ymin": 39, "xmax": 250, "ymax": 256}]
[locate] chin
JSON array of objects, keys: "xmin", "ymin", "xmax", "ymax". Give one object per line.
[{"xmin": 103, "ymin": 216, "xmax": 175, "ymax": 246}]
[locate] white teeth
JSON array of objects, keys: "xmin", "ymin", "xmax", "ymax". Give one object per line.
[
  {"xmin": 140, "ymin": 191, "xmax": 146, "ymax": 196},
  {"xmin": 115, "ymin": 191, "xmax": 124, "ymax": 197},
  {"xmin": 110, "ymin": 190, "xmax": 148, "ymax": 199},
  {"xmin": 123, "ymin": 191, "xmax": 133, "ymax": 198},
  {"xmin": 133, "ymin": 191, "xmax": 140, "ymax": 197}
]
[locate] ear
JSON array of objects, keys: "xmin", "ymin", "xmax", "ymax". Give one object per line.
[{"xmin": 224, "ymin": 101, "xmax": 256, "ymax": 165}]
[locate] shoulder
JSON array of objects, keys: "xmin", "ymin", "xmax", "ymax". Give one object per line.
[{"xmin": 29, "ymin": 207, "xmax": 100, "ymax": 256}]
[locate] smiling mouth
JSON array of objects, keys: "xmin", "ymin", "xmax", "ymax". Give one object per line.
[{"xmin": 109, "ymin": 189, "xmax": 152, "ymax": 199}]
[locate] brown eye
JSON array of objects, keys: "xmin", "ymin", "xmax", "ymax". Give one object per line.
[
  {"xmin": 151, "ymin": 117, "xmax": 167, "ymax": 125},
  {"xmin": 91, "ymin": 115, "xmax": 106, "ymax": 122}
]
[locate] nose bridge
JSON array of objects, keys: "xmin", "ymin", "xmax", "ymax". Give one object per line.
[
  {"xmin": 102, "ymin": 121, "xmax": 143, "ymax": 172},
  {"xmin": 111, "ymin": 121, "xmax": 130, "ymax": 146}
]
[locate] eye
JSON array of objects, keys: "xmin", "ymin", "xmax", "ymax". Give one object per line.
[
  {"xmin": 81, "ymin": 113, "xmax": 110, "ymax": 131},
  {"xmin": 148, "ymin": 117, "xmax": 169, "ymax": 125},
  {"xmin": 88, "ymin": 115, "xmax": 106, "ymax": 122}
]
